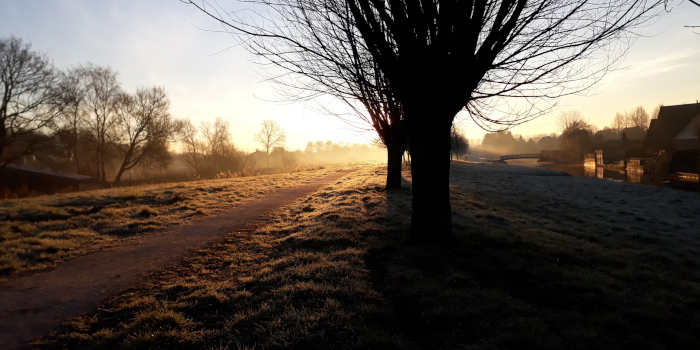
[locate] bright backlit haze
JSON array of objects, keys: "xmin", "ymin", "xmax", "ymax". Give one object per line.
[{"xmin": 2, "ymin": 1, "xmax": 698, "ymax": 149}]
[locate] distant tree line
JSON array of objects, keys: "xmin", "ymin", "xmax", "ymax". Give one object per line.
[
  {"xmin": 304, "ymin": 140, "xmax": 387, "ymax": 164},
  {"xmin": 0, "ymin": 37, "xmax": 182, "ymax": 185},
  {"xmin": 179, "ymin": 117, "xmax": 385, "ymax": 179},
  {"xmin": 180, "ymin": 117, "xmax": 246, "ymax": 178},
  {"xmin": 480, "ymin": 106, "xmax": 656, "ymax": 162},
  {"xmin": 0, "ymin": 37, "xmax": 387, "ymax": 191}
]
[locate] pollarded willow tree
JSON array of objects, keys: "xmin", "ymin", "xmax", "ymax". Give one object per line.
[
  {"xmin": 184, "ymin": 0, "xmax": 407, "ymax": 189},
  {"xmin": 344, "ymin": 0, "xmax": 662, "ymax": 240},
  {"xmin": 187, "ymin": 0, "xmax": 662, "ymax": 240}
]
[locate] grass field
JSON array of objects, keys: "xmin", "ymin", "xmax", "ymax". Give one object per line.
[
  {"xmin": 37, "ymin": 163, "xmax": 700, "ymax": 349},
  {"xmin": 0, "ymin": 167, "xmax": 344, "ymax": 278}
]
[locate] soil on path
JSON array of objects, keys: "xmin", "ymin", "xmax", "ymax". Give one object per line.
[{"xmin": 0, "ymin": 169, "xmax": 353, "ymax": 349}]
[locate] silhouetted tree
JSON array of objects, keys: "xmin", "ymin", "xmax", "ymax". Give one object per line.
[
  {"xmin": 560, "ymin": 112, "xmax": 594, "ymax": 160},
  {"xmin": 0, "ymin": 37, "xmax": 61, "ymax": 167},
  {"xmin": 185, "ymin": 0, "xmax": 407, "ymax": 189},
  {"xmin": 112, "ymin": 87, "xmax": 179, "ymax": 185},
  {"xmin": 81, "ymin": 65, "xmax": 120, "ymax": 182},
  {"xmin": 54, "ymin": 68, "xmax": 88, "ymax": 173},
  {"xmin": 188, "ymin": 0, "xmax": 662, "ymax": 239},
  {"xmin": 180, "ymin": 119, "xmax": 207, "ymax": 176},
  {"xmin": 349, "ymin": 0, "xmax": 662, "ymax": 239},
  {"xmin": 612, "ymin": 113, "xmax": 629, "ymax": 135},
  {"xmin": 203, "ymin": 117, "xmax": 243, "ymax": 176},
  {"xmin": 537, "ymin": 135, "xmax": 560, "ymax": 150},
  {"xmin": 627, "ymin": 106, "xmax": 650, "ymax": 131},
  {"xmin": 610, "ymin": 106, "xmax": 650, "ymax": 137},
  {"xmin": 256, "ymin": 120, "xmax": 286, "ymax": 158},
  {"xmin": 181, "ymin": 118, "xmax": 243, "ymax": 178},
  {"xmin": 450, "ymin": 127, "xmax": 469, "ymax": 160}
]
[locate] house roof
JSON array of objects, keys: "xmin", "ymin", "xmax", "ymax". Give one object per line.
[
  {"xmin": 673, "ymin": 115, "xmax": 700, "ymax": 150},
  {"xmin": 622, "ymin": 126, "xmax": 645, "ymax": 141},
  {"xmin": 645, "ymin": 103, "xmax": 700, "ymax": 151}
]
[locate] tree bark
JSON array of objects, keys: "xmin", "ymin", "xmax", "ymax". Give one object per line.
[
  {"xmin": 113, "ymin": 146, "xmax": 136, "ymax": 185},
  {"xmin": 386, "ymin": 142, "xmax": 404, "ymax": 190},
  {"xmin": 407, "ymin": 110, "xmax": 453, "ymax": 242},
  {"xmin": 0, "ymin": 120, "xmax": 6, "ymax": 161},
  {"xmin": 98, "ymin": 139, "xmax": 107, "ymax": 183},
  {"xmin": 72, "ymin": 116, "xmax": 80, "ymax": 174},
  {"xmin": 113, "ymin": 160, "xmax": 128, "ymax": 185}
]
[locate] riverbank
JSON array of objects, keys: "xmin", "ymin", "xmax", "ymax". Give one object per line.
[{"xmin": 506, "ymin": 158, "xmax": 694, "ymax": 190}]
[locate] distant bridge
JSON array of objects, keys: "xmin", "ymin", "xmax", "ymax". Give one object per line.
[{"xmin": 499, "ymin": 154, "xmax": 540, "ymax": 161}]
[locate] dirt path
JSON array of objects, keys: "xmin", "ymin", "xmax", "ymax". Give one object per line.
[{"xmin": 0, "ymin": 169, "xmax": 352, "ymax": 349}]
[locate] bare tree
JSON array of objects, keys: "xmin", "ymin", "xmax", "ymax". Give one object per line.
[
  {"xmin": 112, "ymin": 87, "xmax": 178, "ymax": 185},
  {"xmin": 181, "ymin": 118, "xmax": 242, "ymax": 177},
  {"xmin": 627, "ymin": 106, "xmax": 650, "ymax": 131},
  {"xmin": 560, "ymin": 112, "xmax": 594, "ymax": 160},
  {"xmin": 203, "ymin": 118, "xmax": 233, "ymax": 156},
  {"xmin": 183, "ymin": 0, "xmax": 407, "ymax": 189},
  {"xmin": 612, "ymin": 113, "xmax": 630, "ymax": 135},
  {"xmin": 0, "ymin": 37, "xmax": 61, "ymax": 167},
  {"xmin": 347, "ymin": 0, "xmax": 663, "ymax": 239},
  {"xmin": 450, "ymin": 127, "xmax": 469, "ymax": 160},
  {"xmin": 256, "ymin": 120, "xmax": 286, "ymax": 156},
  {"xmin": 180, "ymin": 119, "xmax": 207, "ymax": 176},
  {"xmin": 560, "ymin": 111, "xmax": 588, "ymax": 132},
  {"xmin": 54, "ymin": 67, "xmax": 88, "ymax": 173},
  {"xmin": 81, "ymin": 65, "xmax": 120, "ymax": 182},
  {"xmin": 202, "ymin": 117, "xmax": 243, "ymax": 176},
  {"xmin": 188, "ymin": 0, "xmax": 662, "ymax": 239},
  {"xmin": 610, "ymin": 106, "xmax": 650, "ymax": 136}
]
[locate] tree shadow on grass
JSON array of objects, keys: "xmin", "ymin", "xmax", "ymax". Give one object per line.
[{"xmin": 364, "ymin": 188, "xmax": 700, "ymax": 349}]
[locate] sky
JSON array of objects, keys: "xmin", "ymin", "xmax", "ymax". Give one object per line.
[{"xmin": 1, "ymin": 1, "xmax": 699, "ymax": 150}]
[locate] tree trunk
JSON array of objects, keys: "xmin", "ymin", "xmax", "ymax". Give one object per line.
[
  {"xmin": 407, "ymin": 113, "xmax": 453, "ymax": 242},
  {"xmin": 113, "ymin": 164, "xmax": 127, "ymax": 185},
  {"xmin": 0, "ymin": 120, "xmax": 6, "ymax": 162},
  {"xmin": 96, "ymin": 143, "xmax": 102, "ymax": 181},
  {"xmin": 386, "ymin": 142, "xmax": 404, "ymax": 190},
  {"xmin": 73, "ymin": 120, "xmax": 80, "ymax": 174},
  {"xmin": 98, "ymin": 141, "xmax": 107, "ymax": 183},
  {"xmin": 113, "ymin": 147, "xmax": 135, "ymax": 185}
]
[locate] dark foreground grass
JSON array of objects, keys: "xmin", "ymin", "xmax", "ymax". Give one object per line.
[{"xmin": 39, "ymin": 166, "xmax": 700, "ymax": 349}]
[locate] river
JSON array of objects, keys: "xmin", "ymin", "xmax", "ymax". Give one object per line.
[{"xmin": 503, "ymin": 158, "xmax": 659, "ymax": 186}]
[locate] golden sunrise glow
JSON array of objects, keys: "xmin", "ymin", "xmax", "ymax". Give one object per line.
[{"xmin": 1, "ymin": 1, "xmax": 697, "ymax": 150}]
